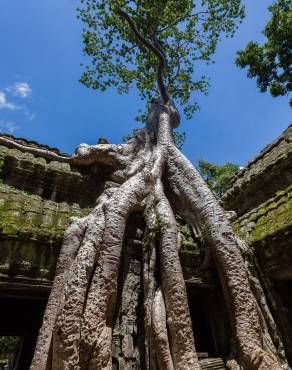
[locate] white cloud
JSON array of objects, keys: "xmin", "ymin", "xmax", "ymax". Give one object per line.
[
  {"xmin": 0, "ymin": 120, "xmax": 20, "ymax": 134},
  {"xmin": 0, "ymin": 91, "xmax": 20, "ymax": 110},
  {"xmin": 0, "ymin": 82, "xmax": 35, "ymax": 121},
  {"xmin": 8, "ymin": 82, "xmax": 32, "ymax": 98},
  {"xmin": 23, "ymin": 107, "xmax": 36, "ymax": 121}
]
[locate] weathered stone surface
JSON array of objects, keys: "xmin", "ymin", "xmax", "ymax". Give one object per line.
[
  {"xmin": 0, "ymin": 183, "xmax": 89, "ymax": 239},
  {"xmin": 200, "ymin": 357, "xmax": 226, "ymax": 369},
  {"xmin": 0, "ymin": 126, "xmax": 292, "ymax": 369},
  {"xmin": 0, "ymin": 182, "xmax": 90, "ymax": 288},
  {"xmin": 112, "ymin": 217, "xmax": 145, "ymax": 369},
  {"xmin": 0, "ymin": 150, "xmax": 206, "ymax": 290},
  {"xmin": 0, "ymin": 135, "xmax": 103, "ymax": 294},
  {"xmin": 233, "ymin": 185, "xmax": 292, "ymax": 242},
  {"xmin": 223, "ymin": 124, "xmax": 292, "ymax": 216},
  {"xmin": 1, "ymin": 131, "xmax": 290, "ymax": 290},
  {"xmin": 231, "ymin": 185, "xmax": 292, "ymax": 279},
  {"xmin": 0, "ymin": 135, "xmax": 109, "ymax": 208}
]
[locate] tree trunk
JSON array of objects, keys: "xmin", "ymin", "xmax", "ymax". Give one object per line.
[{"xmin": 3, "ymin": 100, "xmax": 286, "ymax": 370}]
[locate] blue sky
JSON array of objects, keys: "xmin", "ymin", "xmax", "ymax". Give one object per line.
[{"xmin": 0, "ymin": 0, "xmax": 291, "ymax": 166}]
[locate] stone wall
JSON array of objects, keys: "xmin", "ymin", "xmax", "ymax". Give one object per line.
[
  {"xmin": 223, "ymin": 126, "xmax": 292, "ymax": 364},
  {"xmin": 0, "ymin": 136, "xmax": 209, "ymax": 294},
  {"xmin": 0, "ymin": 128, "xmax": 292, "ymax": 369},
  {"xmin": 0, "ymin": 182, "xmax": 89, "ymax": 292},
  {"xmin": 0, "ymin": 135, "xmax": 230, "ymax": 369},
  {"xmin": 0, "ymin": 138, "xmax": 97, "ymax": 296},
  {"xmin": 223, "ymin": 124, "xmax": 292, "ymax": 216}
]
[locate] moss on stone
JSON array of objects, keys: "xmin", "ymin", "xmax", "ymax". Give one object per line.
[
  {"xmin": 0, "ymin": 183, "xmax": 90, "ymax": 240},
  {"xmin": 233, "ymin": 185, "xmax": 292, "ymax": 242},
  {"xmin": 223, "ymin": 125, "xmax": 292, "ymax": 216}
]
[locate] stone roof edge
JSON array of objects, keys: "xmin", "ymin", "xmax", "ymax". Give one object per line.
[
  {"xmin": 0, "ymin": 133, "xmax": 70, "ymax": 157},
  {"xmin": 234, "ymin": 184, "xmax": 292, "ymax": 228},
  {"xmin": 229, "ymin": 123, "xmax": 292, "ymax": 186}
]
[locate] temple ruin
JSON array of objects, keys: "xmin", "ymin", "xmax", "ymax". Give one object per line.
[{"xmin": 0, "ymin": 125, "xmax": 291, "ymax": 369}]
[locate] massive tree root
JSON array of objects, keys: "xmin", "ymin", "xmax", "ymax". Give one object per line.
[
  {"xmin": 1, "ymin": 8, "xmax": 285, "ymax": 370},
  {"xmin": 5, "ymin": 99, "xmax": 287, "ymax": 370}
]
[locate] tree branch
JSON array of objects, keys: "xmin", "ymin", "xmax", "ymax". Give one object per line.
[
  {"xmin": 117, "ymin": 8, "xmax": 170, "ymax": 104},
  {"xmin": 72, "ymin": 143, "xmax": 132, "ymax": 168},
  {"xmin": 0, "ymin": 135, "xmax": 133, "ymax": 169},
  {"xmin": 158, "ymin": 10, "xmax": 211, "ymax": 34},
  {"xmin": 0, "ymin": 136, "xmax": 71, "ymax": 163}
]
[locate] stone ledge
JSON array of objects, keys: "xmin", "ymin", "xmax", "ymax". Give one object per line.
[
  {"xmin": 223, "ymin": 125, "xmax": 292, "ymax": 216},
  {"xmin": 0, "ymin": 137, "xmax": 108, "ymax": 207},
  {"xmin": 233, "ymin": 185, "xmax": 292, "ymax": 242},
  {"xmin": 0, "ymin": 277, "xmax": 51, "ymax": 298},
  {"xmin": 0, "ymin": 133, "xmax": 69, "ymax": 156},
  {"xmin": 254, "ymin": 224, "xmax": 292, "ymax": 280},
  {"xmin": 200, "ymin": 357, "xmax": 226, "ymax": 369},
  {"xmin": 0, "ymin": 183, "xmax": 90, "ymax": 283},
  {"xmin": 0, "ymin": 183, "xmax": 90, "ymax": 240}
]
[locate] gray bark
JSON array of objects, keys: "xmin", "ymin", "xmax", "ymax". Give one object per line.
[
  {"xmin": 1, "ymin": 101, "xmax": 286, "ymax": 370},
  {"xmin": 152, "ymin": 288, "xmax": 174, "ymax": 370},
  {"xmin": 166, "ymin": 147, "xmax": 284, "ymax": 369},
  {"xmin": 155, "ymin": 181, "xmax": 200, "ymax": 369},
  {"xmin": 30, "ymin": 216, "xmax": 88, "ymax": 370},
  {"xmin": 143, "ymin": 203, "xmax": 159, "ymax": 370}
]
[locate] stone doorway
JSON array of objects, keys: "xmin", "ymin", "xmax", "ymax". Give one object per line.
[
  {"xmin": 187, "ymin": 286, "xmax": 230, "ymax": 363},
  {"xmin": 0, "ymin": 297, "xmax": 46, "ymax": 370}
]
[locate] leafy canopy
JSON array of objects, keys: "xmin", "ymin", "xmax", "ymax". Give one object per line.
[
  {"xmin": 78, "ymin": 0, "xmax": 244, "ymax": 120},
  {"xmin": 236, "ymin": 0, "xmax": 292, "ymax": 107},
  {"xmin": 198, "ymin": 159, "xmax": 239, "ymax": 197}
]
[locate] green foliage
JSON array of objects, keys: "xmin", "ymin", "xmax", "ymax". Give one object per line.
[
  {"xmin": 0, "ymin": 337, "xmax": 19, "ymax": 355},
  {"xmin": 122, "ymin": 128, "xmax": 141, "ymax": 143},
  {"xmin": 143, "ymin": 211, "xmax": 163, "ymax": 253},
  {"xmin": 198, "ymin": 159, "xmax": 239, "ymax": 197},
  {"xmin": 236, "ymin": 0, "xmax": 292, "ymax": 106},
  {"xmin": 78, "ymin": 0, "xmax": 244, "ymax": 119},
  {"xmin": 0, "ymin": 336, "xmax": 19, "ymax": 367},
  {"xmin": 173, "ymin": 131, "xmax": 186, "ymax": 150}
]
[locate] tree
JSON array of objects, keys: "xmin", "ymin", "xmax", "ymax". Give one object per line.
[
  {"xmin": 78, "ymin": 0, "xmax": 245, "ymax": 119},
  {"xmin": 198, "ymin": 160, "xmax": 239, "ymax": 198},
  {"xmin": 236, "ymin": 0, "xmax": 292, "ymax": 106},
  {"xmin": 124, "ymin": 128, "xmax": 186, "ymax": 150},
  {"xmin": 1, "ymin": 1, "xmax": 287, "ymax": 369}
]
